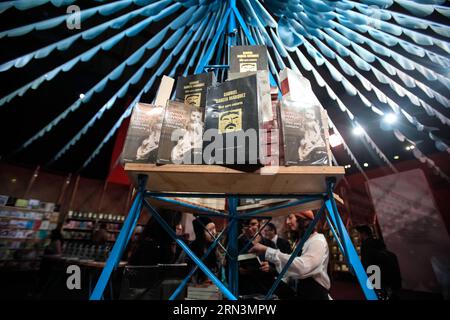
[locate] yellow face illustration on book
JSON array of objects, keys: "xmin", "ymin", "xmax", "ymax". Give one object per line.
[
  {"xmin": 219, "ymin": 109, "xmax": 242, "ymax": 134},
  {"xmin": 240, "ymin": 62, "xmax": 257, "ymax": 72},
  {"xmin": 185, "ymin": 93, "xmax": 201, "ymax": 107}
]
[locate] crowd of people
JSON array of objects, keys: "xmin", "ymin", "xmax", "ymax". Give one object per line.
[
  {"xmin": 122, "ymin": 209, "xmax": 335, "ymax": 300},
  {"xmin": 40, "ymin": 208, "xmax": 401, "ymax": 300}
]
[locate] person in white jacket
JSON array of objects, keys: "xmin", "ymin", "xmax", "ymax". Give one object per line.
[{"xmin": 250, "ymin": 210, "xmax": 331, "ymax": 300}]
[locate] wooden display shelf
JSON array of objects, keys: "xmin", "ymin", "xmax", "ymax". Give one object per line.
[
  {"xmin": 125, "ymin": 164, "xmax": 345, "ymax": 217},
  {"xmin": 125, "ymin": 164, "xmax": 344, "ymax": 195}
]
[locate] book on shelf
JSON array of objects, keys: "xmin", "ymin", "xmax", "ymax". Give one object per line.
[
  {"xmin": 204, "ymin": 73, "xmax": 261, "ymax": 165},
  {"xmin": 278, "ymin": 68, "xmax": 332, "ymax": 166},
  {"xmin": 121, "ymin": 102, "xmax": 166, "ymax": 164},
  {"xmin": 14, "ymin": 199, "xmax": 28, "ymax": 208},
  {"xmin": 121, "ymin": 76, "xmax": 174, "ymax": 164},
  {"xmin": 6, "ymin": 197, "xmax": 17, "ymax": 207},
  {"xmin": 227, "ymin": 70, "xmax": 278, "ymax": 166},
  {"xmin": 157, "ymin": 100, "xmax": 204, "ymax": 165},
  {"xmin": 175, "ymin": 72, "xmax": 216, "ymax": 109},
  {"xmin": 28, "ymin": 199, "xmax": 40, "ymax": 209},
  {"xmin": 229, "ymin": 45, "xmax": 269, "ymax": 74}
]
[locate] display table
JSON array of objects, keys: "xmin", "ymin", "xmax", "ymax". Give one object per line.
[
  {"xmin": 90, "ymin": 164, "xmax": 377, "ymax": 301},
  {"xmin": 125, "ymin": 164, "xmax": 345, "ymax": 216},
  {"xmin": 125, "ymin": 164, "xmax": 345, "ymax": 194}
]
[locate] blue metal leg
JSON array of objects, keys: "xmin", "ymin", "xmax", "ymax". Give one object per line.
[
  {"xmin": 325, "ymin": 181, "xmax": 378, "ymax": 300},
  {"xmin": 238, "ymin": 218, "xmax": 271, "ymax": 255},
  {"xmin": 240, "ymin": 196, "xmax": 323, "ymax": 219},
  {"xmin": 195, "ymin": 7, "xmax": 231, "ymax": 74},
  {"xmin": 90, "ymin": 190, "xmax": 144, "ymax": 300},
  {"xmin": 231, "ymin": 4, "xmax": 278, "ymax": 88},
  {"xmin": 325, "ymin": 215, "xmax": 347, "ymax": 264},
  {"xmin": 227, "ymin": 196, "xmax": 239, "ymax": 297},
  {"xmin": 143, "ymin": 199, "xmax": 237, "ymax": 300},
  {"xmin": 265, "ymin": 203, "xmax": 326, "ymax": 299},
  {"xmin": 194, "ymin": 215, "xmax": 231, "ymax": 258},
  {"xmin": 168, "ymin": 220, "xmax": 234, "ymax": 300}
]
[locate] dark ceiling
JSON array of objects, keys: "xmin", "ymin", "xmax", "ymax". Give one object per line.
[{"xmin": 0, "ymin": 0, "xmax": 449, "ymax": 181}]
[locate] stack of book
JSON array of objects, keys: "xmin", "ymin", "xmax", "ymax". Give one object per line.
[
  {"xmin": 278, "ymin": 68, "xmax": 331, "ymax": 166},
  {"xmin": 120, "ymin": 45, "xmax": 332, "ymax": 168},
  {"xmin": 186, "ymin": 284, "xmax": 223, "ymax": 300},
  {"xmin": 121, "ymin": 76, "xmax": 175, "ymax": 164}
]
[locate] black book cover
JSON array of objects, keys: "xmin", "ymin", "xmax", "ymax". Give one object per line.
[
  {"xmin": 175, "ymin": 72, "xmax": 216, "ymax": 109},
  {"xmin": 238, "ymin": 253, "xmax": 262, "ymax": 271},
  {"xmin": 203, "ymin": 74, "xmax": 260, "ymax": 165},
  {"xmin": 157, "ymin": 100, "xmax": 203, "ymax": 164},
  {"xmin": 121, "ymin": 103, "xmax": 165, "ymax": 164},
  {"xmin": 279, "ymin": 97, "xmax": 330, "ymax": 165},
  {"xmin": 229, "ymin": 45, "xmax": 269, "ymax": 73}
]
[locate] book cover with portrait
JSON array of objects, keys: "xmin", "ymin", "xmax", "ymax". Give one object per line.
[
  {"xmin": 175, "ymin": 72, "xmax": 216, "ymax": 109},
  {"xmin": 279, "ymin": 96, "xmax": 330, "ymax": 166},
  {"xmin": 279, "ymin": 68, "xmax": 331, "ymax": 165},
  {"xmin": 121, "ymin": 102, "xmax": 165, "ymax": 164},
  {"xmin": 157, "ymin": 100, "xmax": 203, "ymax": 164},
  {"xmin": 204, "ymin": 74, "xmax": 260, "ymax": 165}
]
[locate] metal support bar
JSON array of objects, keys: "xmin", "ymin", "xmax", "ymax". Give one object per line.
[
  {"xmin": 168, "ymin": 220, "xmax": 235, "ymax": 300},
  {"xmin": 325, "ymin": 199, "xmax": 377, "ymax": 300},
  {"xmin": 326, "ymin": 180, "xmax": 349, "ymax": 259},
  {"xmin": 325, "ymin": 215, "xmax": 346, "ymax": 263},
  {"xmin": 195, "ymin": 7, "xmax": 231, "ymax": 74},
  {"xmin": 194, "ymin": 215, "xmax": 232, "ymax": 258},
  {"xmin": 231, "ymin": 5, "xmax": 277, "ymax": 88},
  {"xmin": 146, "ymin": 192, "xmax": 325, "ymax": 199},
  {"xmin": 238, "ymin": 218, "xmax": 271, "ymax": 256},
  {"xmin": 148, "ymin": 195, "xmax": 227, "ymax": 217},
  {"xmin": 264, "ymin": 203, "xmax": 326, "ymax": 299},
  {"xmin": 239, "ymin": 196, "xmax": 323, "ymax": 219},
  {"xmin": 205, "ymin": 65, "xmax": 229, "ymax": 69},
  {"xmin": 143, "ymin": 199, "xmax": 237, "ymax": 300},
  {"xmin": 90, "ymin": 191, "xmax": 143, "ymax": 300}
]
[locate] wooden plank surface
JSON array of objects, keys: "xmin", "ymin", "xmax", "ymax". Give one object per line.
[{"xmin": 125, "ymin": 164, "xmax": 345, "ymax": 195}]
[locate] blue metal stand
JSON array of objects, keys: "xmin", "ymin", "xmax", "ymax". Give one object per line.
[
  {"xmin": 90, "ymin": 174, "xmax": 377, "ymax": 300},
  {"xmin": 90, "ymin": 0, "xmax": 377, "ymax": 301}
]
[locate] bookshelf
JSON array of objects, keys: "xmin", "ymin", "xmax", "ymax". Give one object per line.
[
  {"xmin": 62, "ymin": 210, "xmax": 127, "ymax": 243},
  {"xmin": 325, "ymin": 226, "xmax": 373, "ymax": 276},
  {"xmin": 0, "ymin": 197, "xmax": 60, "ymax": 271},
  {"xmin": 61, "ymin": 210, "xmax": 145, "ymax": 261}
]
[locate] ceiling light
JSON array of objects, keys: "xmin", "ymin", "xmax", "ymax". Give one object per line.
[
  {"xmin": 394, "ymin": 155, "xmax": 399, "ymax": 160},
  {"xmin": 353, "ymin": 125, "xmax": 364, "ymax": 136},
  {"xmin": 363, "ymin": 162, "xmax": 369, "ymax": 167},
  {"xmin": 383, "ymin": 113, "xmax": 397, "ymax": 124},
  {"xmin": 79, "ymin": 93, "xmax": 85, "ymax": 99}
]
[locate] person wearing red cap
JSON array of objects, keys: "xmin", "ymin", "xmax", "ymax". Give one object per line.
[{"xmin": 250, "ymin": 211, "xmax": 331, "ymax": 300}]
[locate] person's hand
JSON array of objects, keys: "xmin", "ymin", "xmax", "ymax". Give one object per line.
[
  {"xmin": 249, "ymin": 242, "xmax": 268, "ymax": 256},
  {"xmin": 260, "ymin": 261, "xmax": 270, "ymax": 273}
]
